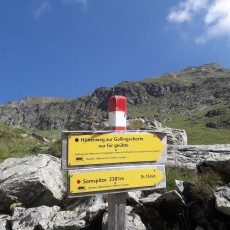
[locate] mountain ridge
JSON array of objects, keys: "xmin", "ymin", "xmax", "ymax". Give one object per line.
[{"xmin": 0, "ymin": 63, "xmax": 230, "ymax": 144}]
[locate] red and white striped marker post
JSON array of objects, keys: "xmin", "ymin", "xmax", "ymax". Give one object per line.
[
  {"xmin": 108, "ymin": 95, "xmax": 127, "ymax": 230},
  {"xmin": 108, "ymin": 95, "xmax": 127, "ymax": 131}
]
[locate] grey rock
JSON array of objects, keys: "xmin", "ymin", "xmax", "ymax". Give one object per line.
[
  {"xmin": 11, "ymin": 206, "xmax": 60, "ymax": 230},
  {"xmin": 151, "ymin": 119, "xmax": 188, "ymax": 145},
  {"xmin": 205, "ymin": 109, "xmax": 226, "ymax": 117},
  {"xmin": 214, "ymin": 186, "xmax": 230, "ymax": 216},
  {"xmin": 167, "ymin": 144, "xmax": 230, "ymax": 171},
  {"xmin": 139, "ymin": 192, "xmax": 162, "ymax": 204},
  {"xmin": 53, "ymin": 211, "xmax": 85, "ymax": 230},
  {"xmin": 0, "ymin": 215, "xmax": 11, "ymax": 230},
  {"xmin": 164, "ymin": 128, "xmax": 187, "ymax": 145},
  {"xmin": 63, "ymin": 195, "xmax": 106, "ymax": 212},
  {"xmin": 127, "ymin": 117, "xmax": 187, "ymax": 145},
  {"xmin": 198, "ymin": 159, "xmax": 230, "ymax": 179},
  {"xmin": 126, "ymin": 206, "xmax": 147, "ymax": 230},
  {"xmin": 175, "ymin": 180, "xmax": 185, "ymax": 193},
  {"xmin": 102, "ymin": 206, "xmax": 146, "ymax": 230},
  {"xmin": 206, "ymin": 121, "xmax": 230, "ymax": 129},
  {"xmin": 127, "ymin": 191, "xmax": 143, "ymax": 205},
  {"xmin": 53, "ymin": 202, "xmax": 106, "ymax": 230},
  {"xmin": 32, "ymin": 133, "xmax": 50, "ymax": 142},
  {"xmin": 0, "ymin": 154, "xmax": 66, "ymax": 213},
  {"xmin": 19, "ymin": 133, "xmax": 28, "ymax": 138},
  {"xmin": 140, "ymin": 190, "xmax": 186, "ymax": 218},
  {"xmin": 10, "ymin": 200, "xmax": 106, "ymax": 230}
]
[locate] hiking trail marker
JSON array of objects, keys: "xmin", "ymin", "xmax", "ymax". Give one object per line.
[
  {"xmin": 62, "ymin": 95, "xmax": 167, "ymax": 230},
  {"xmin": 68, "ymin": 165, "xmax": 166, "ymax": 197},
  {"xmin": 62, "ymin": 131, "xmax": 166, "ymax": 168}
]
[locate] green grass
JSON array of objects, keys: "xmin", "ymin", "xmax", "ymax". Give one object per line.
[
  {"xmin": 0, "ymin": 122, "xmax": 63, "ymax": 162},
  {"xmin": 35, "ymin": 129, "xmax": 62, "ymax": 140},
  {"xmin": 164, "ymin": 107, "xmax": 230, "ymax": 144},
  {"xmin": 166, "ymin": 166, "xmax": 197, "ymax": 191},
  {"xmin": 127, "ymin": 120, "xmax": 150, "ymax": 130},
  {"xmin": 128, "ymin": 101, "xmax": 230, "ymax": 144},
  {"xmin": 166, "ymin": 166, "xmax": 223, "ymax": 203},
  {"xmin": 0, "ymin": 122, "xmax": 39, "ymax": 162}
]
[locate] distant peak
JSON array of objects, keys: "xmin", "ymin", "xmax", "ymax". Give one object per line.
[
  {"xmin": 6, "ymin": 96, "xmax": 70, "ymax": 105},
  {"xmin": 200, "ymin": 63, "xmax": 222, "ymax": 70},
  {"xmin": 182, "ymin": 63, "xmax": 222, "ymax": 72}
]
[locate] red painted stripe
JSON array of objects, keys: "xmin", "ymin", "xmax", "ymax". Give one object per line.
[
  {"xmin": 111, "ymin": 126, "xmax": 126, "ymax": 131},
  {"xmin": 109, "ymin": 96, "xmax": 127, "ymax": 112}
]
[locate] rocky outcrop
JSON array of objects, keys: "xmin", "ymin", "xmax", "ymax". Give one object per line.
[
  {"xmin": 11, "ymin": 206, "xmax": 60, "ymax": 230},
  {"xmin": 0, "ymin": 63, "xmax": 230, "ymax": 131},
  {"xmin": 0, "ymin": 154, "xmax": 66, "ymax": 213},
  {"xmin": 102, "ymin": 206, "xmax": 147, "ymax": 230},
  {"xmin": 167, "ymin": 144, "xmax": 230, "ymax": 171},
  {"xmin": 214, "ymin": 186, "xmax": 230, "ymax": 216},
  {"xmin": 0, "ymin": 215, "xmax": 11, "ymax": 230},
  {"xmin": 0, "ymin": 152, "xmax": 230, "ymax": 229},
  {"xmin": 205, "ymin": 109, "xmax": 226, "ymax": 117},
  {"xmin": 9, "ymin": 199, "xmax": 106, "ymax": 230},
  {"xmin": 31, "ymin": 132, "xmax": 50, "ymax": 142},
  {"xmin": 198, "ymin": 158, "xmax": 230, "ymax": 179},
  {"xmin": 206, "ymin": 121, "xmax": 230, "ymax": 129},
  {"xmin": 52, "ymin": 202, "xmax": 106, "ymax": 230},
  {"xmin": 139, "ymin": 191, "xmax": 187, "ymax": 219}
]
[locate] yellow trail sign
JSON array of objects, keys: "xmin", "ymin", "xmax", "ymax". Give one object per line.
[
  {"xmin": 64, "ymin": 132, "xmax": 166, "ymax": 167},
  {"xmin": 68, "ymin": 165, "xmax": 166, "ymax": 197}
]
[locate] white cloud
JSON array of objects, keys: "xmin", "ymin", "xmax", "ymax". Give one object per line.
[
  {"xmin": 167, "ymin": 0, "xmax": 230, "ymax": 43},
  {"xmin": 167, "ymin": 0, "xmax": 209, "ymax": 23},
  {"xmin": 196, "ymin": 0, "xmax": 230, "ymax": 43},
  {"xmin": 34, "ymin": 2, "xmax": 52, "ymax": 19}
]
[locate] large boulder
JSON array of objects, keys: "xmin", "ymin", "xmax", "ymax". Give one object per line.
[
  {"xmin": 11, "ymin": 206, "xmax": 60, "ymax": 230},
  {"xmin": 139, "ymin": 190, "xmax": 186, "ymax": 218},
  {"xmin": 0, "ymin": 215, "xmax": 11, "ymax": 230},
  {"xmin": 167, "ymin": 144, "xmax": 230, "ymax": 170},
  {"xmin": 198, "ymin": 159, "xmax": 230, "ymax": 179},
  {"xmin": 53, "ymin": 202, "xmax": 106, "ymax": 230},
  {"xmin": 55, "ymin": 195, "xmax": 107, "ymax": 229},
  {"xmin": 214, "ymin": 186, "xmax": 230, "ymax": 217},
  {"xmin": 102, "ymin": 206, "xmax": 146, "ymax": 230},
  {"xmin": 148, "ymin": 118, "xmax": 188, "ymax": 145},
  {"xmin": 9, "ymin": 196, "xmax": 106, "ymax": 230},
  {"xmin": 0, "ymin": 154, "xmax": 66, "ymax": 213},
  {"xmin": 164, "ymin": 128, "xmax": 187, "ymax": 145}
]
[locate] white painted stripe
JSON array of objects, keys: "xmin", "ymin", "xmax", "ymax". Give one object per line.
[{"xmin": 109, "ymin": 111, "xmax": 126, "ymax": 127}]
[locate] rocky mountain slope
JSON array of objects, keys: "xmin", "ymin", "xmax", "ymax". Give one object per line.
[
  {"xmin": 0, "ymin": 63, "xmax": 229, "ymax": 137},
  {"xmin": 1, "ymin": 147, "xmax": 230, "ymax": 229}
]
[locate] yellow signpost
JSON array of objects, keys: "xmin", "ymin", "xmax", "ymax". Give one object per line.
[
  {"xmin": 62, "ymin": 131, "xmax": 166, "ymax": 168},
  {"xmin": 62, "ymin": 130, "xmax": 167, "ymax": 196},
  {"xmin": 61, "ymin": 97, "xmax": 167, "ymax": 230},
  {"xmin": 68, "ymin": 165, "xmax": 166, "ymax": 197}
]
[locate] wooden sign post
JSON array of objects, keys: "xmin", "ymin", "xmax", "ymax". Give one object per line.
[
  {"xmin": 61, "ymin": 95, "xmax": 167, "ymax": 230},
  {"xmin": 108, "ymin": 96, "xmax": 127, "ymax": 230}
]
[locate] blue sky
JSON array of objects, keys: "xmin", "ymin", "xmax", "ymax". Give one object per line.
[{"xmin": 1, "ymin": 0, "xmax": 230, "ymax": 104}]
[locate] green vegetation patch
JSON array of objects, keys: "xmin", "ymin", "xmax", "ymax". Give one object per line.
[
  {"xmin": 163, "ymin": 101, "xmax": 230, "ymax": 144},
  {"xmin": 0, "ymin": 122, "xmax": 62, "ymax": 162},
  {"xmin": 166, "ymin": 166, "xmax": 223, "ymax": 204}
]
